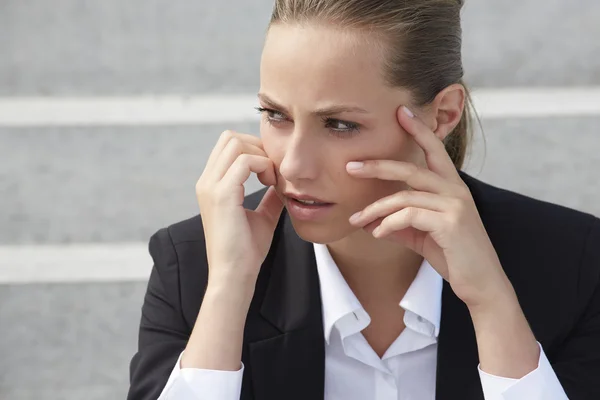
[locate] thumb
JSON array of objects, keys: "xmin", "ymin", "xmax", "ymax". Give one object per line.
[{"xmin": 255, "ymin": 186, "xmax": 284, "ymax": 227}]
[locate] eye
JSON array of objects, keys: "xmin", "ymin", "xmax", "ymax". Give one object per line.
[
  {"xmin": 254, "ymin": 106, "xmax": 361, "ymax": 138},
  {"xmin": 322, "ymin": 117, "xmax": 361, "ymax": 138},
  {"xmin": 255, "ymin": 107, "xmax": 288, "ymax": 126}
]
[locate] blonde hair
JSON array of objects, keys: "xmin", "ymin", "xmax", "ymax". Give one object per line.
[{"xmin": 269, "ymin": 0, "xmax": 475, "ymax": 169}]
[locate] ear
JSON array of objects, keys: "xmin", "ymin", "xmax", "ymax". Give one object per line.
[{"xmin": 430, "ymin": 83, "xmax": 465, "ymax": 141}]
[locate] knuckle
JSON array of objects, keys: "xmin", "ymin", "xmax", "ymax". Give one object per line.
[
  {"xmin": 444, "ymin": 210, "xmax": 461, "ymax": 230},
  {"xmin": 396, "ymin": 189, "xmax": 412, "ymax": 202},
  {"xmin": 228, "ymin": 137, "xmax": 242, "ymax": 151},
  {"xmin": 406, "ymin": 163, "xmax": 420, "ymax": 175},
  {"xmin": 377, "ymin": 219, "xmax": 387, "ymax": 232},
  {"xmin": 365, "ymin": 160, "xmax": 382, "ymax": 172},
  {"xmin": 221, "ymin": 129, "xmax": 235, "ymax": 140},
  {"xmin": 235, "ymin": 152, "xmax": 252, "ymax": 165},
  {"xmin": 361, "ymin": 205, "xmax": 375, "ymax": 218},
  {"xmin": 380, "ymin": 193, "xmax": 405, "ymax": 213},
  {"xmin": 405, "ymin": 206, "xmax": 419, "ymax": 220}
]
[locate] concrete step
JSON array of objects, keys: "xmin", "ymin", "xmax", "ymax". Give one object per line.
[
  {"xmin": 1, "ymin": 0, "xmax": 599, "ymax": 95},
  {"xmin": 2, "ymin": 116, "xmax": 599, "ymax": 246}
]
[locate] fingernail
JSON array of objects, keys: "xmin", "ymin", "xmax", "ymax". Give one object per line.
[
  {"xmin": 403, "ymin": 106, "xmax": 414, "ymax": 118},
  {"xmin": 349, "ymin": 211, "xmax": 361, "ymax": 223},
  {"xmin": 347, "ymin": 161, "xmax": 364, "ymax": 170}
]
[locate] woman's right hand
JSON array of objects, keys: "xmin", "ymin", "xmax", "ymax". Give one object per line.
[{"xmin": 195, "ymin": 130, "xmax": 284, "ymax": 287}]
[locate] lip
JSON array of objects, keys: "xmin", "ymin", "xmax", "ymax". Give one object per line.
[
  {"xmin": 284, "ymin": 197, "xmax": 335, "ymax": 222},
  {"xmin": 282, "ymin": 192, "xmax": 333, "ymax": 204}
]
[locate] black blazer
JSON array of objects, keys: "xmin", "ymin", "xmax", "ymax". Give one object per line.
[{"xmin": 128, "ymin": 171, "xmax": 600, "ymax": 400}]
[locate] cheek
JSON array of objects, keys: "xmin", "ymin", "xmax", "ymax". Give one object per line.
[
  {"xmin": 348, "ymin": 124, "xmax": 413, "ymax": 161},
  {"xmin": 260, "ymin": 127, "xmax": 284, "ymax": 166},
  {"xmin": 372, "ymin": 131, "xmax": 414, "ymax": 161},
  {"xmin": 346, "ymin": 172, "xmax": 403, "ymax": 200},
  {"xmin": 337, "ymin": 134, "xmax": 412, "ymax": 204},
  {"xmin": 333, "ymin": 155, "xmax": 400, "ymax": 198}
]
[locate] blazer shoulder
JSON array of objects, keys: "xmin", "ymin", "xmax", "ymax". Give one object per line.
[
  {"xmin": 463, "ymin": 173, "xmax": 600, "ymax": 343},
  {"xmin": 462, "ymin": 171, "xmax": 598, "ymax": 230},
  {"xmin": 466, "ymin": 172, "xmax": 600, "ymax": 274},
  {"xmin": 463, "ymin": 171, "xmax": 599, "ymax": 287},
  {"xmin": 164, "ymin": 187, "xmax": 269, "ymax": 245}
]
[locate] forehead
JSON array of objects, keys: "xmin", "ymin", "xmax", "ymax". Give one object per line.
[{"xmin": 260, "ymin": 24, "xmax": 392, "ymax": 104}]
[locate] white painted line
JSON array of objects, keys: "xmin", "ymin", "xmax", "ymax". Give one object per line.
[
  {"xmin": 468, "ymin": 87, "xmax": 600, "ymax": 118},
  {"xmin": 0, "ymin": 94, "xmax": 260, "ymax": 127},
  {"xmin": 0, "ymin": 243, "xmax": 152, "ymax": 284},
  {"xmin": 1, "ymin": 87, "xmax": 600, "ymax": 127}
]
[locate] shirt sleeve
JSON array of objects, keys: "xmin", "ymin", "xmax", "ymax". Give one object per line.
[
  {"xmin": 478, "ymin": 342, "xmax": 568, "ymax": 400},
  {"xmin": 157, "ymin": 351, "xmax": 245, "ymax": 400}
]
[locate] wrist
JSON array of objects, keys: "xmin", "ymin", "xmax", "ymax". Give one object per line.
[
  {"xmin": 185, "ymin": 278, "xmax": 254, "ymax": 371},
  {"xmin": 204, "ymin": 277, "xmax": 256, "ymax": 310},
  {"xmin": 462, "ymin": 269, "xmax": 516, "ymax": 310},
  {"xmin": 467, "ymin": 282, "xmax": 519, "ymax": 321},
  {"xmin": 208, "ymin": 261, "xmax": 261, "ymax": 287},
  {"xmin": 466, "ymin": 280, "xmax": 539, "ymax": 378}
]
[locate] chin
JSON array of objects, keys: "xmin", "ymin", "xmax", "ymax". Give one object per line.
[{"xmin": 287, "ymin": 217, "xmax": 353, "ymax": 244}]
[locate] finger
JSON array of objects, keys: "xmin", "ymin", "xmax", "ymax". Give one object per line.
[
  {"xmin": 205, "ymin": 130, "xmax": 264, "ymax": 171},
  {"xmin": 347, "ymin": 160, "xmax": 456, "ymax": 195},
  {"xmin": 361, "ymin": 217, "xmax": 385, "ymax": 235},
  {"xmin": 373, "ymin": 207, "xmax": 443, "ymax": 238},
  {"xmin": 361, "ymin": 216, "xmax": 428, "ymax": 255},
  {"xmin": 254, "ymin": 186, "xmax": 284, "ymax": 228},
  {"xmin": 212, "ymin": 136, "xmax": 268, "ymax": 181},
  {"xmin": 397, "ymin": 106, "xmax": 462, "ymax": 184},
  {"xmin": 349, "ymin": 190, "xmax": 447, "ymax": 227},
  {"xmin": 221, "ymin": 154, "xmax": 275, "ymax": 188}
]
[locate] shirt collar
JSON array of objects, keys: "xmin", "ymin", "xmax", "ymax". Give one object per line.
[
  {"xmin": 313, "ymin": 242, "xmax": 363, "ymax": 344},
  {"xmin": 400, "ymin": 259, "xmax": 443, "ymax": 338},
  {"xmin": 313, "ymin": 242, "xmax": 443, "ymax": 344}
]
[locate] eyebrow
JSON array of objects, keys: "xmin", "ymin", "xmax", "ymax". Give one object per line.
[{"xmin": 257, "ymin": 93, "xmax": 370, "ymax": 116}]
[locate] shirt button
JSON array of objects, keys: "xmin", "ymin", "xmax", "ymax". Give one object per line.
[{"xmin": 417, "ymin": 316, "xmax": 424, "ymax": 323}]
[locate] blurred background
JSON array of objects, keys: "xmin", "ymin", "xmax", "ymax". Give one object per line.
[{"xmin": 1, "ymin": 0, "xmax": 599, "ymax": 399}]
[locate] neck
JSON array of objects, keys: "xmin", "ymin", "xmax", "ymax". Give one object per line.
[{"xmin": 326, "ymin": 228, "xmax": 424, "ymax": 304}]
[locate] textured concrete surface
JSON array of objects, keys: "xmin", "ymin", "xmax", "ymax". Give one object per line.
[
  {"xmin": 1, "ymin": 117, "xmax": 599, "ymax": 245},
  {"xmin": 0, "ymin": 0, "xmax": 599, "ymax": 95},
  {"xmin": 0, "ymin": 282, "xmax": 146, "ymax": 400}
]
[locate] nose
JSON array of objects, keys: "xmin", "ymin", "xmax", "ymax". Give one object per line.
[{"xmin": 278, "ymin": 131, "xmax": 321, "ymax": 182}]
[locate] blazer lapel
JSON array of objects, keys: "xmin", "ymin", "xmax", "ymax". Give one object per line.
[{"xmin": 249, "ymin": 212, "xmax": 326, "ymax": 400}]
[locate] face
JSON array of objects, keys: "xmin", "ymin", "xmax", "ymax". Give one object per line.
[{"xmin": 259, "ymin": 23, "xmax": 426, "ymax": 244}]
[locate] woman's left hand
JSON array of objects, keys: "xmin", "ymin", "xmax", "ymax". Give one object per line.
[{"xmin": 347, "ymin": 106, "xmax": 513, "ymax": 309}]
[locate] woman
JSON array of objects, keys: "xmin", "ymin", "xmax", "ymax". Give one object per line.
[{"xmin": 127, "ymin": 0, "xmax": 600, "ymax": 399}]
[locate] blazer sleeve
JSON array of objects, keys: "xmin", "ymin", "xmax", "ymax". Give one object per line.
[
  {"xmin": 127, "ymin": 227, "xmax": 190, "ymax": 400},
  {"xmin": 552, "ymin": 216, "xmax": 600, "ymax": 399}
]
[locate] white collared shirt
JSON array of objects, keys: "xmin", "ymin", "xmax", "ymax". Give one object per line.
[{"xmin": 157, "ymin": 243, "xmax": 568, "ymax": 400}]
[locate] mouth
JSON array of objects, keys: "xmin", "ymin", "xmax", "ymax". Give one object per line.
[
  {"xmin": 282, "ymin": 192, "xmax": 335, "ymax": 221},
  {"xmin": 282, "ymin": 192, "xmax": 334, "ymax": 206},
  {"xmin": 289, "ymin": 198, "xmax": 332, "ymax": 207}
]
